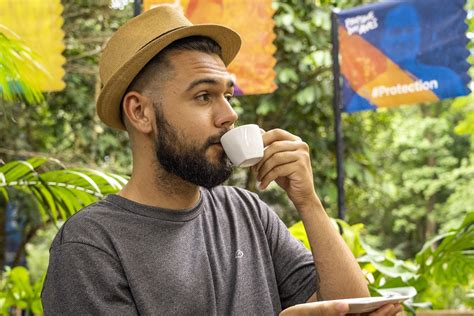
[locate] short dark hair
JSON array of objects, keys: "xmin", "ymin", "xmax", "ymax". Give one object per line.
[{"xmin": 120, "ymin": 36, "xmax": 222, "ymax": 125}]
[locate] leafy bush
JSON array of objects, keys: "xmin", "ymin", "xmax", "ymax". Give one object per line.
[
  {"xmin": 0, "ymin": 266, "xmax": 44, "ymax": 315},
  {"xmin": 289, "ymin": 212, "xmax": 474, "ymax": 311}
]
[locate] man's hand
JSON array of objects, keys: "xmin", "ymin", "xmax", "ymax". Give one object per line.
[
  {"xmin": 280, "ymin": 302, "xmax": 403, "ymax": 316},
  {"xmin": 253, "ymin": 129, "xmax": 315, "ymax": 209}
]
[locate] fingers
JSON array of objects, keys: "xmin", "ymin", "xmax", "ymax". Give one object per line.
[
  {"xmin": 253, "ymin": 128, "xmax": 314, "ymax": 204},
  {"xmin": 280, "ymin": 302, "xmax": 403, "ymax": 316},
  {"xmin": 262, "ymin": 128, "xmax": 301, "ymax": 147},
  {"xmin": 255, "ymin": 141, "xmax": 306, "ymax": 176},
  {"xmin": 259, "ymin": 161, "xmax": 297, "ymax": 190},
  {"xmin": 254, "ymin": 132, "xmax": 310, "ymax": 190},
  {"xmin": 368, "ymin": 303, "xmax": 403, "ymax": 316},
  {"xmin": 258, "ymin": 154, "xmax": 310, "ymax": 190},
  {"xmin": 280, "ymin": 301, "xmax": 350, "ymax": 316},
  {"xmin": 322, "ymin": 302, "xmax": 350, "ymax": 316}
]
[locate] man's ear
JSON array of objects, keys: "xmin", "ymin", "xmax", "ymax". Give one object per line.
[{"xmin": 122, "ymin": 91, "xmax": 154, "ymax": 134}]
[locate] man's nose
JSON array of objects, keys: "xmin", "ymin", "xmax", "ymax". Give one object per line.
[{"xmin": 215, "ymin": 98, "xmax": 238, "ymax": 128}]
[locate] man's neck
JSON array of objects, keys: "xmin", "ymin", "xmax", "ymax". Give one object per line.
[{"xmin": 119, "ymin": 161, "xmax": 201, "ymax": 211}]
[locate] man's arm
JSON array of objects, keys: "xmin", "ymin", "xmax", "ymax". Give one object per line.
[
  {"xmin": 298, "ymin": 194, "xmax": 369, "ymax": 299},
  {"xmin": 254, "ymin": 129, "xmax": 369, "ymax": 300}
]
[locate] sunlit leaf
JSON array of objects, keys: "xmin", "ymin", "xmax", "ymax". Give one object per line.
[{"xmin": 0, "ymin": 157, "xmax": 127, "ymax": 222}]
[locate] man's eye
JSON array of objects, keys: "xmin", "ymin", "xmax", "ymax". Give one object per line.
[
  {"xmin": 196, "ymin": 94, "xmax": 210, "ymax": 103},
  {"xmin": 225, "ymin": 94, "xmax": 234, "ymax": 103}
]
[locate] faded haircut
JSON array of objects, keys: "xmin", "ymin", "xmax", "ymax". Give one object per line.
[{"xmin": 120, "ymin": 36, "xmax": 223, "ymax": 124}]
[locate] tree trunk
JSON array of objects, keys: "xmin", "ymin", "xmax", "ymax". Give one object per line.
[
  {"xmin": 421, "ymin": 105, "xmax": 437, "ymax": 242},
  {"xmin": 425, "ymin": 194, "xmax": 437, "ymax": 241},
  {"xmin": 12, "ymin": 223, "xmax": 47, "ymax": 266},
  {"xmin": 0, "ymin": 193, "xmax": 7, "ymax": 268},
  {"xmin": 425, "ymin": 135, "xmax": 437, "ymax": 241}
]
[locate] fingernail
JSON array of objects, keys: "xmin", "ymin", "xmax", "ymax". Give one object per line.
[{"xmin": 335, "ymin": 302, "xmax": 349, "ymax": 313}]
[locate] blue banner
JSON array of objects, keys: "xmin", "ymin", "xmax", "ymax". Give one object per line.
[{"xmin": 335, "ymin": 0, "xmax": 470, "ymax": 113}]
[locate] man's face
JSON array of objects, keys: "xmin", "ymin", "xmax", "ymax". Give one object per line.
[
  {"xmin": 149, "ymin": 50, "xmax": 238, "ymax": 188},
  {"xmin": 381, "ymin": 4, "xmax": 420, "ymax": 64}
]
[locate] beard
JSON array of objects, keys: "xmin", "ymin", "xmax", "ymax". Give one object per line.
[{"xmin": 153, "ymin": 103, "xmax": 233, "ymax": 189}]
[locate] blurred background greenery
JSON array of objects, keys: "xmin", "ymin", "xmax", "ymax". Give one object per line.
[{"xmin": 0, "ymin": 0, "xmax": 473, "ymax": 314}]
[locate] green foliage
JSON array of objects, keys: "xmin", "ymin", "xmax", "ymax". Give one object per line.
[
  {"xmin": 415, "ymin": 212, "xmax": 474, "ymax": 307},
  {"xmin": 1, "ymin": 0, "xmax": 469, "ymax": 264},
  {"xmin": 42, "ymin": 1, "xmax": 133, "ymax": 172},
  {"xmin": 355, "ymin": 104, "xmax": 473, "ymax": 257},
  {"xmin": 288, "ymin": 221, "xmax": 311, "ymax": 249},
  {"xmin": 0, "ymin": 266, "xmax": 44, "ymax": 315},
  {"xmin": 339, "ymin": 92, "xmax": 473, "ymax": 258},
  {"xmin": 336, "ymin": 219, "xmax": 366, "ymax": 258},
  {"xmin": 0, "ymin": 157, "xmax": 127, "ymax": 222},
  {"xmin": 242, "ymin": 0, "xmax": 474, "ymax": 266},
  {"xmin": 0, "ymin": 2, "xmax": 133, "ymax": 174},
  {"xmin": 452, "ymin": 95, "xmax": 474, "ymax": 142},
  {"xmin": 233, "ymin": 3, "xmax": 474, "ymax": 295},
  {"xmin": 25, "ymin": 223, "xmax": 61, "ymax": 283},
  {"xmin": 288, "ymin": 212, "xmax": 474, "ymax": 309},
  {"xmin": 236, "ymin": 1, "xmax": 473, "ymax": 264},
  {"xmin": 0, "ymin": 224, "xmax": 58, "ymax": 315},
  {"xmin": 0, "ymin": 0, "xmax": 472, "ymax": 311},
  {"xmin": 233, "ymin": 0, "xmax": 373, "ymax": 215}
]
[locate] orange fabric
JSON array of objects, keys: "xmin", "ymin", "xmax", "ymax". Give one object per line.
[
  {"xmin": 339, "ymin": 26, "xmax": 439, "ymax": 107},
  {"xmin": 144, "ymin": 0, "xmax": 277, "ymax": 95},
  {"xmin": 0, "ymin": 0, "xmax": 65, "ymax": 91}
]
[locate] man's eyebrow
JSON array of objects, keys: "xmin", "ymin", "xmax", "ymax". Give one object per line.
[{"xmin": 185, "ymin": 78, "xmax": 234, "ymax": 92}]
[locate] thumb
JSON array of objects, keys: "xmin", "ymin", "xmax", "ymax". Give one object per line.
[
  {"xmin": 325, "ymin": 302, "xmax": 350, "ymax": 315},
  {"xmin": 280, "ymin": 301, "xmax": 349, "ymax": 316}
]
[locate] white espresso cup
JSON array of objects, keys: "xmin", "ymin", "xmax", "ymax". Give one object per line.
[{"xmin": 220, "ymin": 124, "xmax": 264, "ymax": 167}]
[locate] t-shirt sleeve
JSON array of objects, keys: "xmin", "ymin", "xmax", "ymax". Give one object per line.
[
  {"xmin": 41, "ymin": 240, "xmax": 139, "ymax": 315},
  {"xmin": 258, "ymin": 200, "xmax": 319, "ymax": 309}
]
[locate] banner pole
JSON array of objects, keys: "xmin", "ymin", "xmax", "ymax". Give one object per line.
[
  {"xmin": 331, "ymin": 11, "xmax": 346, "ymax": 220},
  {"xmin": 134, "ymin": 0, "xmax": 141, "ymax": 16}
]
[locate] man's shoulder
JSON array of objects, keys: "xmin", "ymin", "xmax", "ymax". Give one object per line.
[
  {"xmin": 204, "ymin": 185, "xmax": 275, "ymax": 220},
  {"xmin": 52, "ymin": 196, "xmax": 121, "ymax": 247},
  {"xmin": 65, "ymin": 196, "xmax": 118, "ymax": 226}
]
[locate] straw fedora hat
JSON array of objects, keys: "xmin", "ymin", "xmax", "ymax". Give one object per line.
[{"xmin": 97, "ymin": 4, "xmax": 241, "ymax": 130}]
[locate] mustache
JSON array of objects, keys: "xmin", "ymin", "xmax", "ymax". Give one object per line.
[{"xmin": 205, "ymin": 129, "xmax": 230, "ymax": 147}]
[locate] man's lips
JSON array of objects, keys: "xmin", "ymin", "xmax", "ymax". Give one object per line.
[
  {"xmin": 206, "ymin": 130, "xmax": 229, "ymax": 151},
  {"xmin": 209, "ymin": 142, "xmax": 223, "ymax": 149}
]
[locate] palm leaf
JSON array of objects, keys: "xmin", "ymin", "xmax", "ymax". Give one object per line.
[{"xmin": 0, "ymin": 157, "xmax": 128, "ymax": 222}]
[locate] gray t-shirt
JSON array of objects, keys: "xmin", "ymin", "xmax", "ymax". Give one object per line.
[{"xmin": 42, "ymin": 186, "xmax": 317, "ymax": 315}]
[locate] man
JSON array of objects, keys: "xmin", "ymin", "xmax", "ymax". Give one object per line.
[{"xmin": 42, "ymin": 5, "xmax": 402, "ymax": 315}]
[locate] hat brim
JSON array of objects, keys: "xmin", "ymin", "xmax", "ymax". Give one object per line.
[{"xmin": 97, "ymin": 24, "xmax": 241, "ymax": 130}]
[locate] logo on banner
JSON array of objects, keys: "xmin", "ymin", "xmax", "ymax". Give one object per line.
[
  {"xmin": 335, "ymin": 0, "xmax": 470, "ymax": 113},
  {"xmin": 371, "ymin": 80, "xmax": 438, "ymax": 98},
  {"xmin": 344, "ymin": 11, "xmax": 378, "ymax": 35}
]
